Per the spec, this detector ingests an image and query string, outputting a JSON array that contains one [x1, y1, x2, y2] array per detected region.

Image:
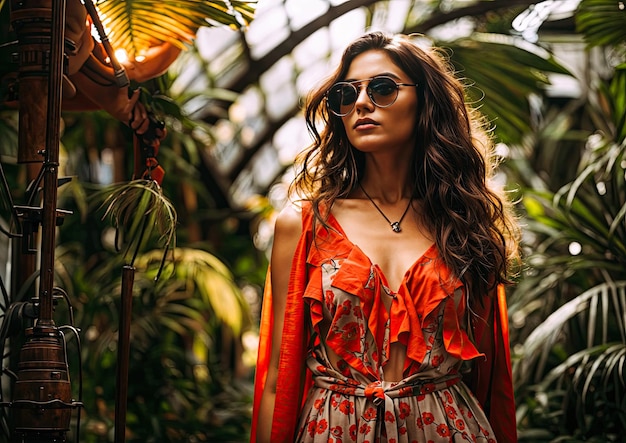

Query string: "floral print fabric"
[[293, 214, 498, 442]]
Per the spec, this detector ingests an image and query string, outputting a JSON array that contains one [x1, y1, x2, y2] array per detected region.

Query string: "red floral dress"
[[293, 212, 497, 443]]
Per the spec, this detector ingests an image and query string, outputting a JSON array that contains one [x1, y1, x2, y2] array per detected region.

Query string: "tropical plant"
[[507, 0, 626, 440], [94, 0, 256, 56], [52, 239, 252, 442], [444, 33, 570, 145]]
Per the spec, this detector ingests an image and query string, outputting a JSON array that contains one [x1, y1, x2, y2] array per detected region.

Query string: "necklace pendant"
[[391, 222, 401, 233]]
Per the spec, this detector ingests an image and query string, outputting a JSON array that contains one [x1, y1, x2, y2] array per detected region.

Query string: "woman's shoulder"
[[274, 200, 316, 241], [270, 203, 306, 272], [275, 202, 302, 230]]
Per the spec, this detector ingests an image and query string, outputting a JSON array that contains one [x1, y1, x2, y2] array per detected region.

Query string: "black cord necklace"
[[359, 183, 412, 233]]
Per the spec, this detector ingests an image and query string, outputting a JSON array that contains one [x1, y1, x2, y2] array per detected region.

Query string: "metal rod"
[[115, 265, 135, 443], [37, 0, 66, 324], [82, 0, 129, 88]]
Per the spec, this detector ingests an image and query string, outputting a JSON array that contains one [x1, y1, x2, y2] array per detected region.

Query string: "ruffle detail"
[[398, 250, 482, 364], [304, 212, 482, 376]]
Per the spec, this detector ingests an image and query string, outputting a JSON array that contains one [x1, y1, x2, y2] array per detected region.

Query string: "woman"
[[252, 31, 520, 443]]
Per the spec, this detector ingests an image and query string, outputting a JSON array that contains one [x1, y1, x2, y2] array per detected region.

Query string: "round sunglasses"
[[326, 76, 418, 117]]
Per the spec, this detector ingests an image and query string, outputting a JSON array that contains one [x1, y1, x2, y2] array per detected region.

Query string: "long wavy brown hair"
[[292, 31, 520, 300]]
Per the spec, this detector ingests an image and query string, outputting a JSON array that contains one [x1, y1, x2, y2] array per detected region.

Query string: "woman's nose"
[[354, 84, 374, 112]]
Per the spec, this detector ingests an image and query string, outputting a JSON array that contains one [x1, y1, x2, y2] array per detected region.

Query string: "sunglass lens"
[[369, 78, 398, 106], [328, 83, 357, 115]]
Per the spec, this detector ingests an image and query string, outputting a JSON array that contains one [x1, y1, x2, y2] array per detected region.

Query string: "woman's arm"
[[256, 205, 303, 443]]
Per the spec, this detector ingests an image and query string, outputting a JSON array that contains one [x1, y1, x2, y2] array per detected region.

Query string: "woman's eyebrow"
[[343, 72, 402, 82]]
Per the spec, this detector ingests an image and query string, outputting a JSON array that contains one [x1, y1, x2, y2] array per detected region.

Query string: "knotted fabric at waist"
[[313, 373, 460, 439], [313, 372, 460, 406]]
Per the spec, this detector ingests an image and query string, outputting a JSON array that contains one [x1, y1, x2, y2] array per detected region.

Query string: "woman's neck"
[[359, 156, 411, 203]]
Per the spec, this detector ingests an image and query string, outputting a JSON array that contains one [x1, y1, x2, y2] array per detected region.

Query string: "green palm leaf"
[[598, 64, 626, 142], [576, 0, 626, 48], [136, 247, 248, 334], [445, 34, 570, 144], [95, 0, 257, 56], [97, 179, 177, 266], [514, 281, 626, 435]]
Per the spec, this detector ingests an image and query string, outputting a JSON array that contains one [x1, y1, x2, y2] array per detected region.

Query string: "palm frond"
[[97, 179, 177, 267], [444, 33, 570, 144], [514, 281, 626, 437], [95, 0, 257, 56], [597, 64, 626, 143], [522, 342, 626, 438], [516, 280, 626, 383], [519, 115, 626, 264], [136, 247, 248, 334], [576, 0, 626, 48]]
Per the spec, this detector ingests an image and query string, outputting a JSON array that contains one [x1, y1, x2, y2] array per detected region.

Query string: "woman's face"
[[339, 50, 419, 157]]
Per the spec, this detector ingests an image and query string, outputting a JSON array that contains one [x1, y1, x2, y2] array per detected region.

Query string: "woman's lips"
[[353, 118, 378, 129]]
